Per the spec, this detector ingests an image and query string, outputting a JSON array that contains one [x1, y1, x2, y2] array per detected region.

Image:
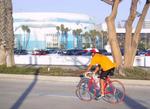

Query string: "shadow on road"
[[124, 95, 149, 109], [10, 69, 39, 109]]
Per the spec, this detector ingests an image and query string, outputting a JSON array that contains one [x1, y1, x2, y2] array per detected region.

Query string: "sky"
[[12, 0, 150, 25]]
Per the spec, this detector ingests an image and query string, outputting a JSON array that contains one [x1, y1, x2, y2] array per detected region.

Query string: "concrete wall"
[[14, 55, 150, 67]]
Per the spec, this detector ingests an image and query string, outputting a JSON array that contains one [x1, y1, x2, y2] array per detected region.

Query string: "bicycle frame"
[[87, 76, 116, 96], [104, 77, 116, 95], [87, 77, 100, 97]]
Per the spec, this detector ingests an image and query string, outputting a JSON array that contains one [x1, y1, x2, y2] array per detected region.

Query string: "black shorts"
[[90, 64, 101, 72], [99, 68, 115, 80]]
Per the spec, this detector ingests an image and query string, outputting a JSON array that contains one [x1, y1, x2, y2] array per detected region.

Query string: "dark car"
[[138, 50, 147, 55], [46, 48, 60, 54], [99, 49, 111, 55], [14, 49, 28, 55], [64, 49, 83, 55]]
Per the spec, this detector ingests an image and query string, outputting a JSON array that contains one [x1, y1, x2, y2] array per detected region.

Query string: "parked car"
[[64, 49, 83, 55], [98, 49, 111, 55], [14, 49, 28, 55], [46, 48, 60, 54], [138, 50, 147, 55], [145, 50, 150, 56], [32, 50, 48, 55], [75, 50, 92, 56]]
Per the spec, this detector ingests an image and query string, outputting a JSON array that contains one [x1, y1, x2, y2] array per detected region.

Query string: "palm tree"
[[21, 25, 30, 50], [57, 24, 70, 49], [25, 28, 31, 49], [72, 30, 77, 48], [72, 29, 82, 49], [56, 26, 60, 48], [97, 30, 108, 49], [64, 27, 70, 49], [76, 29, 82, 49], [21, 25, 26, 49], [60, 24, 65, 49], [89, 30, 98, 48], [82, 31, 91, 48]]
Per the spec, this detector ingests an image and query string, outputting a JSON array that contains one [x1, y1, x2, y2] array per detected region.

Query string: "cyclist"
[[85, 48, 116, 100]]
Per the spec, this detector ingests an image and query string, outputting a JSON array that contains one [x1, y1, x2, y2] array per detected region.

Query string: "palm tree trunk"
[[5, 0, 15, 67], [0, 45, 6, 65], [73, 35, 75, 48], [66, 34, 68, 49], [77, 36, 79, 48], [0, 0, 7, 65], [25, 32, 30, 49], [6, 49, 15, 67]]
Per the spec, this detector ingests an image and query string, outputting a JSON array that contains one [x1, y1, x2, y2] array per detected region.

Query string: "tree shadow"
[[71, 56, 90, 70], [10, 68, 40, 109], [124, 95, 149, 109]]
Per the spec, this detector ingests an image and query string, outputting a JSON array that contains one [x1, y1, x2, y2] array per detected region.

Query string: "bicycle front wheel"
[[76, 79, 92, 101], [103, 80, 125, 104]]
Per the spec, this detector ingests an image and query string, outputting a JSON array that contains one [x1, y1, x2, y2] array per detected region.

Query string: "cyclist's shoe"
[[95, 95, 104, 101]]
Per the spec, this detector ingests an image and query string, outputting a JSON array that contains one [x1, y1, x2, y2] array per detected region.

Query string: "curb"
[[0, 74, 80, 82], [0, 74, 150, 87]]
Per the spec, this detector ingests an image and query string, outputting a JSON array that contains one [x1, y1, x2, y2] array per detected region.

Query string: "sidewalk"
[[0, 74, 150, 87]]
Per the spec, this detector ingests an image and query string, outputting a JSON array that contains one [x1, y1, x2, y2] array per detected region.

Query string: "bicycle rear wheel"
[[76, 79, 92, 101], [103, 80, 125, 104]]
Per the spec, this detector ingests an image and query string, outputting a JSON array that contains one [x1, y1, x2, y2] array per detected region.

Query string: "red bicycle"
[[75, 72, 125, 104]]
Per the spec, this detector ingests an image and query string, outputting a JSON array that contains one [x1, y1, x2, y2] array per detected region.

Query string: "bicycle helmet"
[[90, 48, 99, 53]]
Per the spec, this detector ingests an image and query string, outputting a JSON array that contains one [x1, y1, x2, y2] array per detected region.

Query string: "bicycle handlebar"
[[83, 72, 99, 80]]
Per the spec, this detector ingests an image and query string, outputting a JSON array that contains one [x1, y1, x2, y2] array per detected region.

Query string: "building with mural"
[[13, 12, 150, 52], [13, 12, 97, 51]]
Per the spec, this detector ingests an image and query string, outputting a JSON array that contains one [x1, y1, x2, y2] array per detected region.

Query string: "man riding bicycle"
[[84, 48, 116, 100]]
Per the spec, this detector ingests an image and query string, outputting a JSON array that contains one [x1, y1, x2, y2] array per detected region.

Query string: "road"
[[0, 76, 150, 109]]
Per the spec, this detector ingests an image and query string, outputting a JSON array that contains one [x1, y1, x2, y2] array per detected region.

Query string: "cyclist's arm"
[[86, 64, 92, 72], [93, 65, 100, 75]]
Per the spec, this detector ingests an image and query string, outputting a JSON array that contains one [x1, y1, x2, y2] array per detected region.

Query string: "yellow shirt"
[[89, 53, 116, 71]]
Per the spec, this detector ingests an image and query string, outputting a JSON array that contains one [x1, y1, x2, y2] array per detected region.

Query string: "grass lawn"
[[0, 65, 150, 80]]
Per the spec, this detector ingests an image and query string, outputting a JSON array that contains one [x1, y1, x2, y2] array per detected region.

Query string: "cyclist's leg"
[[95, 71, 106, 100], [99, 71, 108, 96], [99, 68, 115, 95]]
